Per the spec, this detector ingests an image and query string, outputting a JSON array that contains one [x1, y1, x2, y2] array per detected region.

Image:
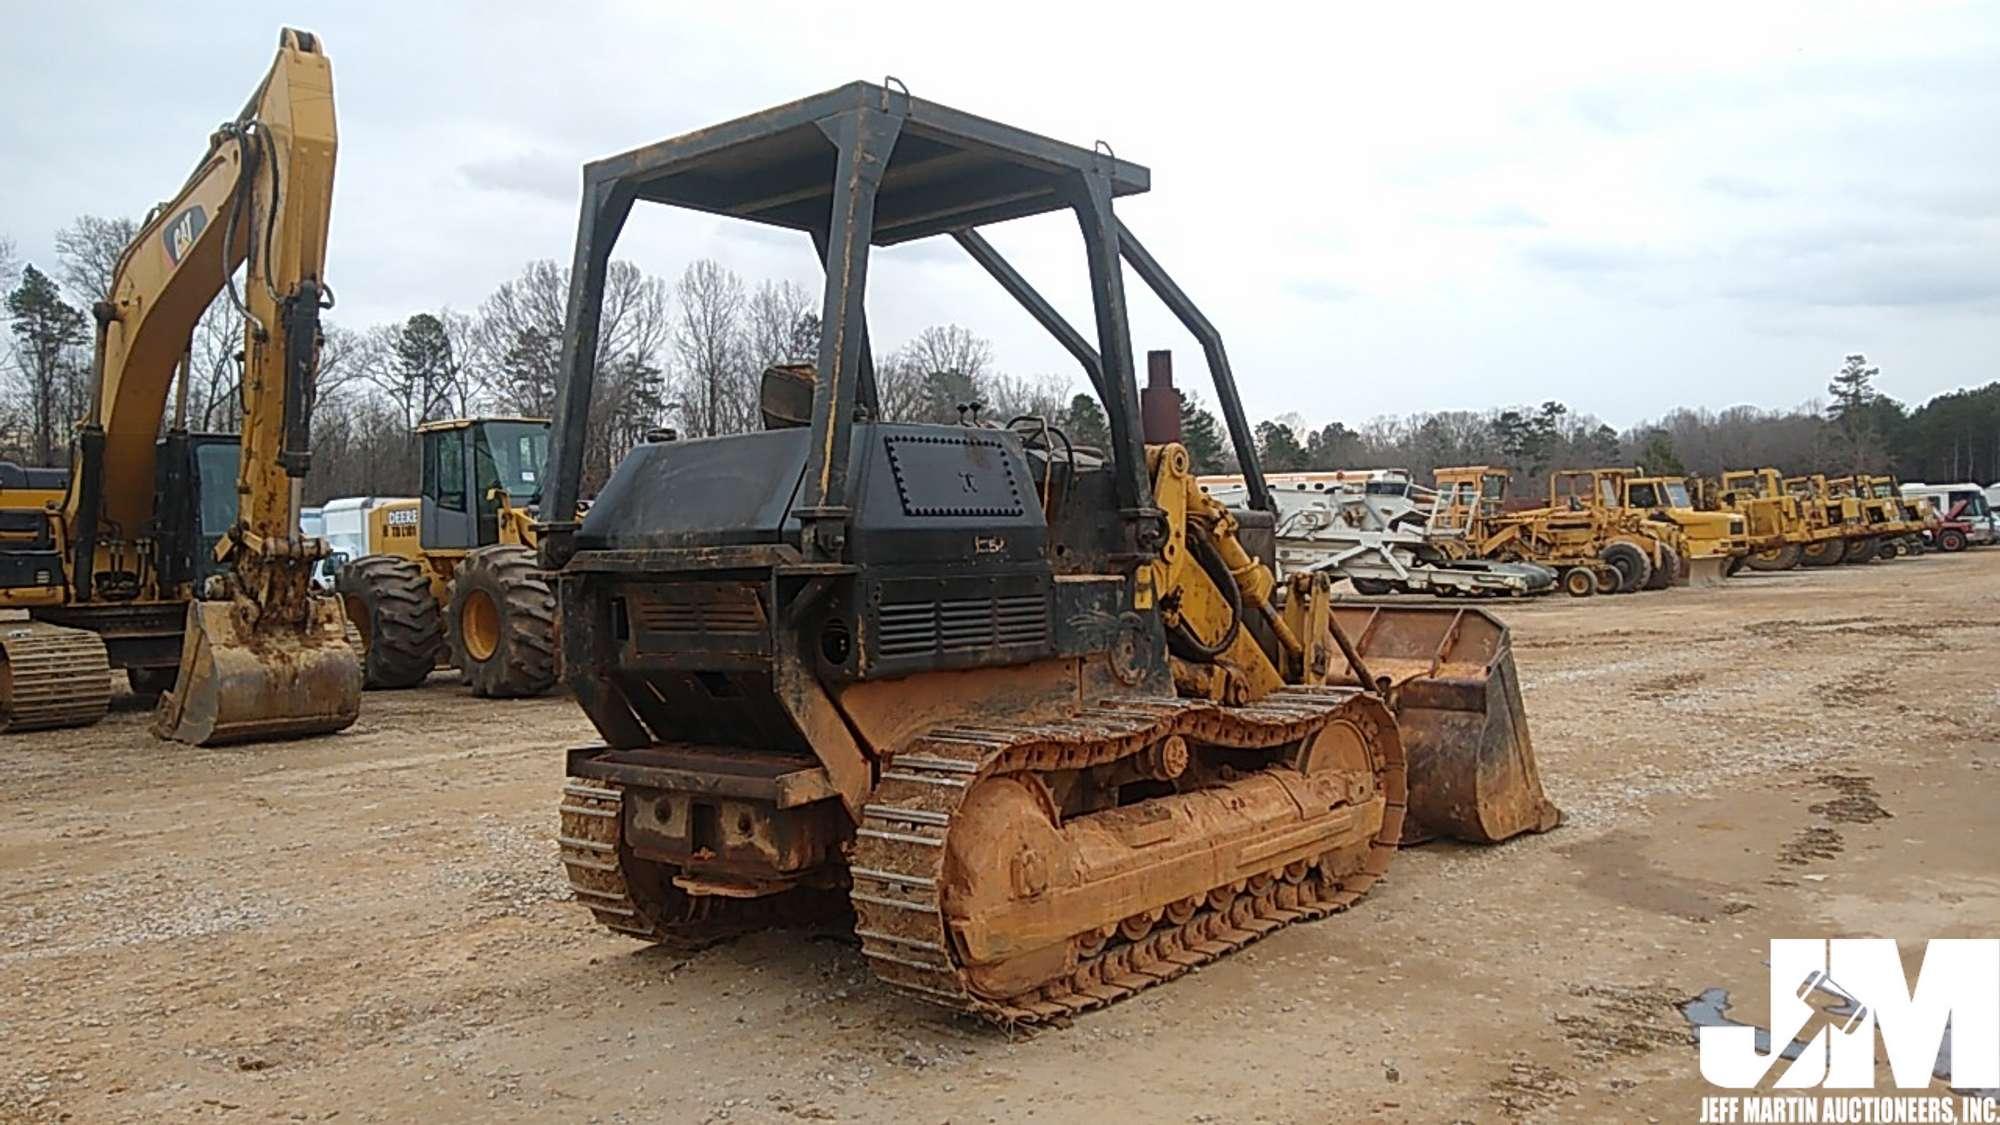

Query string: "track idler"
[[153, 594, 361, 745], [1329, 604, 1561, 845]]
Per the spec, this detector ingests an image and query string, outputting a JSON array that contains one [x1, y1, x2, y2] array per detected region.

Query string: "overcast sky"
[[4, 1, 1996, 430]]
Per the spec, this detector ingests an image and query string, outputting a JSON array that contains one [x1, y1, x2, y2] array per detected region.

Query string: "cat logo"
[[974, 535, 1005, 554], [162, 205, 208, 266]]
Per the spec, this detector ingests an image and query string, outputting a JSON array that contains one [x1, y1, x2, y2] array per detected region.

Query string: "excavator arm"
[[75, 28, 360, 744]]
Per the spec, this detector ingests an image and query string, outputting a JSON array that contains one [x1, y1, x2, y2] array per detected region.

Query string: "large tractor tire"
[[1645, 545, 1681, 591], [1599, 541, 1653, 593], [337, 554, 444, 689], [1350, 577, 1396, 596], [1841, 537, 1877, 564], [1800, 538, 1847, 567], [447, 545, 558, 698], [1746, 543, 1802, 572]]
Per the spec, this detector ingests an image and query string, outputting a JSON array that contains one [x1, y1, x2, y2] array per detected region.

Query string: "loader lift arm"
[[73, 28, 360, 744]]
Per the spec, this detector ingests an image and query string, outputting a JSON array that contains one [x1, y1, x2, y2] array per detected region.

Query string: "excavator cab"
[[541, 83, 1556, 1023]]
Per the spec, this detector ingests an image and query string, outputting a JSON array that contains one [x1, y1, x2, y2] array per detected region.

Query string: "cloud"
[[1465, 203, 1547, 229], [1283, 278, 1358, 303], [1702, 175, 1780, 200], [458, 152, 576, 202], [1521, 242, 1657, 275]]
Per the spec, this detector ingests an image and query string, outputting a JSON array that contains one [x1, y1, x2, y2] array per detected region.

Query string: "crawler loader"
[[0, 29, 358, 741], [543, 83, 1559, 1023], [335, 417, 558, 696]]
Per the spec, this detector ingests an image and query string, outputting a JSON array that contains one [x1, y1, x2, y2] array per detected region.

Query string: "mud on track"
[[3, 550, 1997, 1122]]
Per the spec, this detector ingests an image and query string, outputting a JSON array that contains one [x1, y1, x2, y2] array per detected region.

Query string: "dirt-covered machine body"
[[541, 83, 1558, 1023]]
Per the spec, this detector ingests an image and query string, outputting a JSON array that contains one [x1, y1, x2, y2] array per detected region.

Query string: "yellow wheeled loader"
[[1713, 468, 1830, 571], [334, 417, 558, 697], [0, 29, 358, 742], [1610, 471, 1746, 584], [1424, 466, 1676, 595], [543, 83, 1560, 1024]]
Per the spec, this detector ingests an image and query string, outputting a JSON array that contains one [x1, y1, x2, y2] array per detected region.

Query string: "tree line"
[[4, 215, 1995, 515], [1238, 355, 1997, 490]]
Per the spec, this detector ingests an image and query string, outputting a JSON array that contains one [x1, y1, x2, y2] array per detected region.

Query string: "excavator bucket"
[[153, 596, 362, 746], [1329, 604, 1561, 845]]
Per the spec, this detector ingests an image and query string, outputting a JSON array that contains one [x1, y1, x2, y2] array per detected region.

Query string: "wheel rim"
[[463, 588, 501, 663], [342, 595, 372, 653]]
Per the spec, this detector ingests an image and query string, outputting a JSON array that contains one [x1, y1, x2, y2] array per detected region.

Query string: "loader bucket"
[[1685, 554, 1733, 588], [152, 596, 362, 746], [1329, 604, 1560, 845]]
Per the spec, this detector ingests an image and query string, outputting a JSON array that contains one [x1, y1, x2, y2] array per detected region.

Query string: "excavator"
[[544, 83, 1558, 1024], [0, 29, 359, 741]]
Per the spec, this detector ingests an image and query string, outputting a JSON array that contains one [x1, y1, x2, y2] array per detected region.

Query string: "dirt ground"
[[3, 549, 1996, 1124]]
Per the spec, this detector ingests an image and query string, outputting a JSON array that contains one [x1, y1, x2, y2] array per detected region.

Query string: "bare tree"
[[873, 346, 926, 422], [745, 279, 815, 372], [53, 214, 138, 303], [903, 324, 993, 387], [472, 259, 567, 417], [188, 295, 246, 431], [0, 235, 19, 293], [671, 259, 751, 438]]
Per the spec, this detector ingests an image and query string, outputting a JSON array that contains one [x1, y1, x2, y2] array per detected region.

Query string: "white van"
[[1900, 482, 1997, 548]]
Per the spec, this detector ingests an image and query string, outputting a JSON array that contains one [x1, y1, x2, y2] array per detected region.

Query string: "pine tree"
[[1255, 420, 1308, 471], [1827, 353, 1882, 471], [1179, 392, 1231, 474], [5, 264, 89, 464], [1063, 393, 1111, 453]]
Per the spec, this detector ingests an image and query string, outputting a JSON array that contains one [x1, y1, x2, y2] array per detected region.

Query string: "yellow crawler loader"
[[542, 83, 1560, 1024], [0, 29, 358, 741]]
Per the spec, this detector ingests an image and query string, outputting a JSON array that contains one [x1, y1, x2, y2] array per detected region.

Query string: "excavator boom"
[[89, 29, 361, 744]]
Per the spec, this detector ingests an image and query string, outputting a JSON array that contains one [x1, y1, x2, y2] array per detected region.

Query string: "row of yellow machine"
[[1230, 464, 1973, 601], [0, 29, 1903, 1025]]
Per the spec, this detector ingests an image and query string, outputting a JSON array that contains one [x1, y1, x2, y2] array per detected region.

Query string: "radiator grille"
[[632, 585, 766, 636], [876, 592, 1048, 658]]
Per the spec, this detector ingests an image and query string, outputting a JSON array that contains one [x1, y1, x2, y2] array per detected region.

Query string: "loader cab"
[[1430, 467, 1509, 536], [1624, 477, 1692, 511], [416, 417, 550, 552]]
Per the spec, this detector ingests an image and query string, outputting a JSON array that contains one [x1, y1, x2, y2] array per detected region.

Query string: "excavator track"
[[851, 684, 1404, 1025], [558, 781, 845, 951], [0, 622, 111, 733]]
